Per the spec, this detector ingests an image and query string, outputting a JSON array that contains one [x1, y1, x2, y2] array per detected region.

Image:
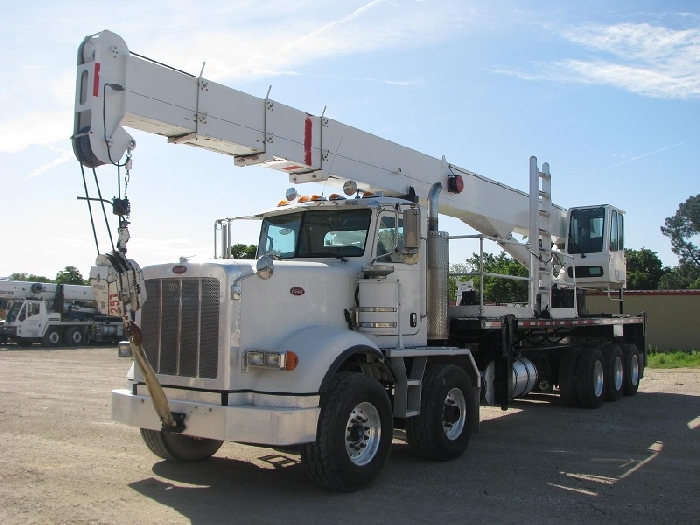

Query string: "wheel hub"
[[344, 402, 381, 466], [442, 388, 467, 441]]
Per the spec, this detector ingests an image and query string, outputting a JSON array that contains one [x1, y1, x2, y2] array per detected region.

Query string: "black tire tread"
[[602, 344, 624, 402], [576, 347, 605, 409], [301, 372, 392, 491], [140, 428, 222, 462], [558, 347, 580, 407], [622, 343, 641, 396]]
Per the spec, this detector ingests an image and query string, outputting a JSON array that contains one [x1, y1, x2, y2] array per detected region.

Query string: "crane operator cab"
[[562, 205, 626, 290]]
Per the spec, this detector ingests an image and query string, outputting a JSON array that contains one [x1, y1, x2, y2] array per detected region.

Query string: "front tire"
[[140, 428, 223, 462], [301, 372, 392, 491], [406, 364, 475, 461], [42, 328, 63, 347]]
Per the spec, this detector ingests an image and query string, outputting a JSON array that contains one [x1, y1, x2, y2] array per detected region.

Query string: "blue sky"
[[1, 0, 698, 279]]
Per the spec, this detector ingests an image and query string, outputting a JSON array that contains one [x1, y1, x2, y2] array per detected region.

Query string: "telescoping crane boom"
[[73, 30, 625, 307], [71, 30, 644, 492]]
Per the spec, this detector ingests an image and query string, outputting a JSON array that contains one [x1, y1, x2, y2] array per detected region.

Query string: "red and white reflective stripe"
[[93, 63, 101, 97], [304, 115, 313, 166]]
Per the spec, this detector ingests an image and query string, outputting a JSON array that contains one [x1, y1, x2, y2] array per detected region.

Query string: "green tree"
[[661, 195, 700, 270], [231, 244, 257, 259], [451, 252, 528, 303], [55, 266, 87, 285], [8, 272, 53, 283], [625, 248, 669, 290], [658, 262, 700, 290]]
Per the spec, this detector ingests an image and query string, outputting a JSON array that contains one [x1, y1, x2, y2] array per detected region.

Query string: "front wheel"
[[140, 428, 223, 462], [301, 372, 393, 491], [42, 328, 63, 347], [406, 364, 475, 461]]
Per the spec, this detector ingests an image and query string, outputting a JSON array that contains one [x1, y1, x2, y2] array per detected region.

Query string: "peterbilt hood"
[[236, 260, 355, 352]]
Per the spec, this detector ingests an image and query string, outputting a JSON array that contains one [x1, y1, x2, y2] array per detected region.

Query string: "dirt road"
[[1, 346, 699, 524]]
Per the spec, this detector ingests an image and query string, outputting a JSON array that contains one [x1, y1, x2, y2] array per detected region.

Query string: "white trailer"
[[0, 280, 123, 346], [71, 31, 646, 491]]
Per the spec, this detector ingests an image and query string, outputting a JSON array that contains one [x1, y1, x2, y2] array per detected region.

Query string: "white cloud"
[[22, 148, 74, 181], [0, 110, 73, 153], [496, 23, 700, 99], [144, 1, 475, 81]]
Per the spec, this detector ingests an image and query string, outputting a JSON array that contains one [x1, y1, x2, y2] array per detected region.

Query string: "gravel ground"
[[1, 345, 699, 525]]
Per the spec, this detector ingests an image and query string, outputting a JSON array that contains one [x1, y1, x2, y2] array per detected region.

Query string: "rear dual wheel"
[[602, 344, 624, 402], [559, 346, 605, 409], [621, 343, 642, 396]]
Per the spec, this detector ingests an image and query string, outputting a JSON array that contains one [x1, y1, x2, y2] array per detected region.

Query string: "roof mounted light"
[[286, 188, 298, 201], [310, 194, 327, 201], [329, 193, 346, 200], [343, 180, 358, 196]]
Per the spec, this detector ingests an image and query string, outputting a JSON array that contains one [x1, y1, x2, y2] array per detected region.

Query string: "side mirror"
[[401, 208, 421, 265]]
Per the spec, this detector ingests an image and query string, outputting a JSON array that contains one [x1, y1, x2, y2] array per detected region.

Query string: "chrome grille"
[[141, 277, 220, 379]]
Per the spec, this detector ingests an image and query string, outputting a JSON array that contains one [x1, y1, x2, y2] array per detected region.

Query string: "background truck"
[[72, 30, 646, 491], [0, 280, 124, 347]]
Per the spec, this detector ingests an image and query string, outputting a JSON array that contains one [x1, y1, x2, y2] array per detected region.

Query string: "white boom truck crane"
[[0, 280, 124, 346], [72, 30, 646, 491]]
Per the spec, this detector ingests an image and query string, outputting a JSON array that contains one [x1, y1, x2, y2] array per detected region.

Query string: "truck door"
[[17, 301, 45, 338], [374, 209, 424, 345]]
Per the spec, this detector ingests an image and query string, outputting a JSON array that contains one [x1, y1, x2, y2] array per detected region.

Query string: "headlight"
[[244, 350, 298, 371]]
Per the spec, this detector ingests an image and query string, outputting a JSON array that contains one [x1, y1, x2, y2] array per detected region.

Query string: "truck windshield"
[[568, 207, 605, 254], [6, 302, 22, 323], [258, 208, 372, 259]]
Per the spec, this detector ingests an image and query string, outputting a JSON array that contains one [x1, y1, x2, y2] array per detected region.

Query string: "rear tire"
[[140, 428, 223, 462], [622, 343, 641, 396], [575, 347, 605, 409], [406, 364, 474, 461], [558, 347, 580, 407], [602, 344, 624, 401], [64, 327, 84, 346], [301, 372, 393, 491]]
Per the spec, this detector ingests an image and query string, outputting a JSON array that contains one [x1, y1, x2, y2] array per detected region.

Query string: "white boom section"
[[73, 31, 567, 246], [0, 281, 95, 302]]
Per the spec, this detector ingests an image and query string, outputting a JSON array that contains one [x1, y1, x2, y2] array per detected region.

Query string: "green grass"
[[646, 348, 700, 369]]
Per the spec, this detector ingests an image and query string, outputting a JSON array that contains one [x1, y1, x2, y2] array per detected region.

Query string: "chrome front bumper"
[[112, 389, 321, 445]]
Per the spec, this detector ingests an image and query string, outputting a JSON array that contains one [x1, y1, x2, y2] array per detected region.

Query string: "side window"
[[377, 215, 404, 262], [618, 212, 624, 250], [610, 210, 619, 252]]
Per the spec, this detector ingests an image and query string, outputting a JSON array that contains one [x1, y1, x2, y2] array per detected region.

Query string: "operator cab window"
[[568, 208, 605, 254]]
